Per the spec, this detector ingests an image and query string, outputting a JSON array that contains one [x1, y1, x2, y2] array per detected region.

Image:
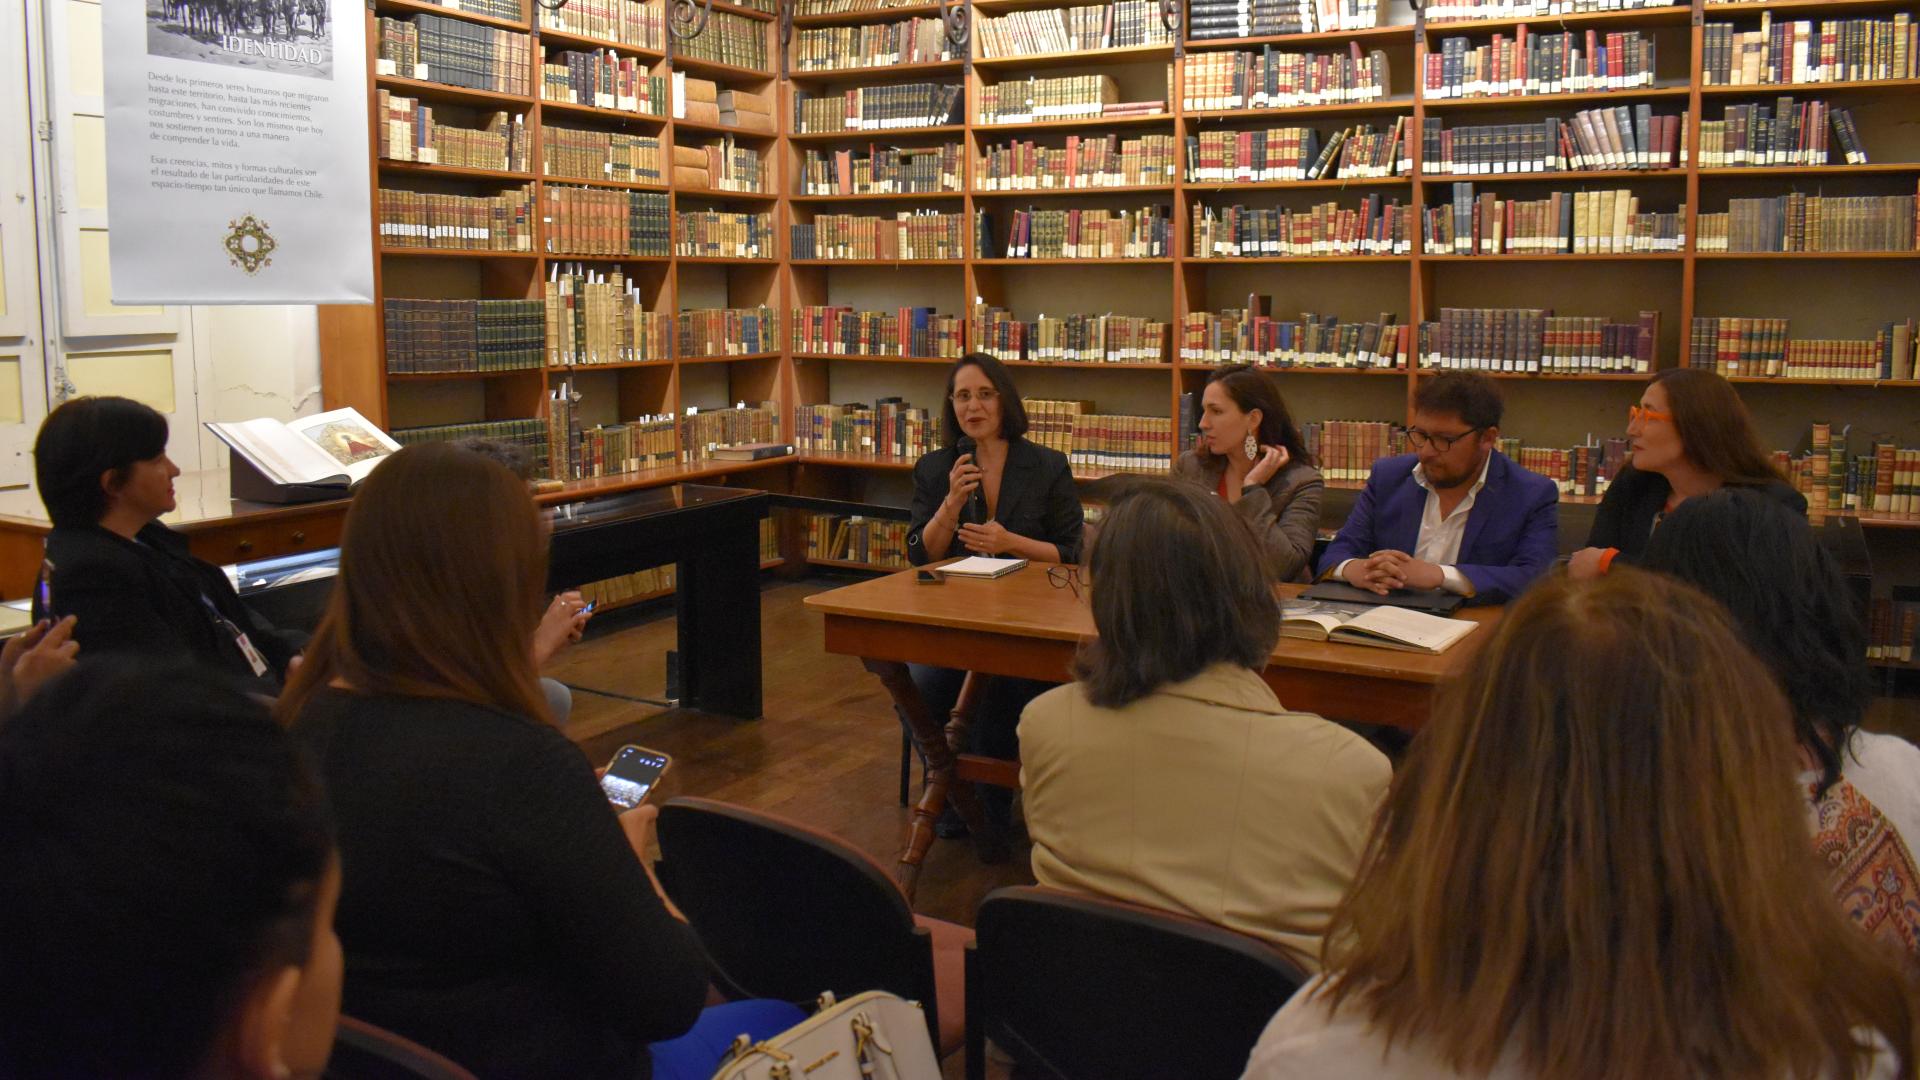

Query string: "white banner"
[[104, 0, 373, 304]]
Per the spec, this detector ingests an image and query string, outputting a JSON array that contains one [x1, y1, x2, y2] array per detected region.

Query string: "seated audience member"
[[1172, 364, 1324, 582], [451, 435, 593, 723], [1020, 479, 1389, 973], [906, 353, 1084, 835], [1644, 488, 1919, 968], [0, 661, 341, 1080], [30, 396, 298, 690], [278, 444, 801, 1080], [1569, 368, 1805, 578], [1242, 572, 1916, 1079], [1317, 372, 1557, 604]]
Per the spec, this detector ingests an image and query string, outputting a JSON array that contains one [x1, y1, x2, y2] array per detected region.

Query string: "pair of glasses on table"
[[1046, 565, 1084, 598]]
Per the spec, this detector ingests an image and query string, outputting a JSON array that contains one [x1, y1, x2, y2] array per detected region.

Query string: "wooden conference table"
[[806, 563, 1501, 895]]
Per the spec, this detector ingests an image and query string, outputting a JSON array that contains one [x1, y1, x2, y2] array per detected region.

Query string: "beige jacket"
[[1172, 451, 1324, 582], [1018, 663, 1390, 973]]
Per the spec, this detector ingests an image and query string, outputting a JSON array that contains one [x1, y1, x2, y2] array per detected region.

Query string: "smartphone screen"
[[600, 745, 670, 809], [35, 559, 54, 617]]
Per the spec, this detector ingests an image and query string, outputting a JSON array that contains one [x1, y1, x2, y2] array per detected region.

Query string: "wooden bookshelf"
[[793, 2, 944, 25], [1187, 24, 1416, 49], [1698, 77, 1920, 98], [535, 27, 667, 58], [787, 59, 966, 81], [1422, 4, 1694, 36], [321, 0, 1920, 536], [1191, 176, 1412, 191], [790, 190, 966, 202], [537, 100, 671, 124], [1414, 169, 1684, 184], [375, 0, 529, 30], [379, 161, 536, 182], [973, 113, 1174, 134], [1421, 85, 1694, 112]]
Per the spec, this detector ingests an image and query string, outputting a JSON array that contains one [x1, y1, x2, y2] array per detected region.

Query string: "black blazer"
[[907, 438, 1083, 565], [1587, 465, 1809, 564], [35, 521, 294, 688]]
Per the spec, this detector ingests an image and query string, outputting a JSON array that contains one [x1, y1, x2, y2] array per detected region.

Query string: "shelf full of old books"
[[319, 0, 1920, 524], [336, 0, 795, 494]]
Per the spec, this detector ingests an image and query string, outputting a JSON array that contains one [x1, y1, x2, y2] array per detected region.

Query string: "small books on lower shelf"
[[207, 408, 402, 504], [938, 556, 1028, 579], [1282, 600, 1480, 654]]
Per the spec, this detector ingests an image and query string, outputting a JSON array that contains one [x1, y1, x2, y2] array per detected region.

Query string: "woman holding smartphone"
[[1172, 364, 1323, 582], [279, 444, 801, 1079], [904, 352, 1083, 837]]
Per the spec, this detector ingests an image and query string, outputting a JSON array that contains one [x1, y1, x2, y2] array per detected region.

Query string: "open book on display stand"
[[206, 408, 402, 505], [1282, 598, 1480, 654]]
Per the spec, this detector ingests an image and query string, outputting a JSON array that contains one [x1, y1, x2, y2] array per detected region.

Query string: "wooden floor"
[[545, 574, 1036, 929]]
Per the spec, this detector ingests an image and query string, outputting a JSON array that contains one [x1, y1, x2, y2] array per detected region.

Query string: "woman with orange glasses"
[[1567, 368, 1803, 578]]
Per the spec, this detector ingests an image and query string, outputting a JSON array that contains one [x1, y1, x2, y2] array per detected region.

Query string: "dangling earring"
[[1243, 432, 1259, 461]]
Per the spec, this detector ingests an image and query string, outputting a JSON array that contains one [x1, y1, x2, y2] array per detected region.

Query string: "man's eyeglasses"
[[1046, 564, 1083, 599], [1628, 404, 1674, 425], [950, 389, 999, 406], [1401, 426, 1483, 452]]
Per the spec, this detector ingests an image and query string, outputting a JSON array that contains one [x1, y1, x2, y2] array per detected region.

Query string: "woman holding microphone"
[[904, 352, 1083, 837]]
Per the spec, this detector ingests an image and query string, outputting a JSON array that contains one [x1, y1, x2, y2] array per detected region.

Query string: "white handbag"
[[708, 990, 942, 1080]]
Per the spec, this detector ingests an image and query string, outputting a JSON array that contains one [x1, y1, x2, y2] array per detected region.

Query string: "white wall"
[[192, 304, 323, 468]]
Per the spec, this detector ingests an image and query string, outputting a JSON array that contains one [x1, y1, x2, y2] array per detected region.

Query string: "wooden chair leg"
[[946, 671, 1008, 863], [898, 719, 912, 808]]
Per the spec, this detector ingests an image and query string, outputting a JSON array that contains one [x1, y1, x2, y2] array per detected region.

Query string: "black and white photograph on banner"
[[145, 0, 334, 80]]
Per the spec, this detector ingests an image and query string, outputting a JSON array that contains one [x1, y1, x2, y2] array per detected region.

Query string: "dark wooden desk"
[[805, 566, 1500, 894], [547, 484, 769, 719], [0, 459, 795, 600], [0, 472, 771, 718]]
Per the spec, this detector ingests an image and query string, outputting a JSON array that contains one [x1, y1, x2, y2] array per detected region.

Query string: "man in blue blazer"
[[1317, 371, 1559, 605]]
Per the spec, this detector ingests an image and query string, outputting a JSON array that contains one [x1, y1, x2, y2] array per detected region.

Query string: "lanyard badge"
[[200, 595, 270, 678]]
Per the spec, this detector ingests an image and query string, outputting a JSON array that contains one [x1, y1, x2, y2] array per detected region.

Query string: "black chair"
[[325, 1016, 478, 1080], [655, 796, 969, 1055], [965, 886, 1309, 1080]]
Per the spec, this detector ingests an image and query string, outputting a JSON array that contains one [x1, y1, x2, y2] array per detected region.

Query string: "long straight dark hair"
[[1648, 368, 1781, 485], [1194, 365, 1313, 468], [1642, 487, 1870, 796], [1072, 479, 1279, 708], [276, 443, 551, 726]]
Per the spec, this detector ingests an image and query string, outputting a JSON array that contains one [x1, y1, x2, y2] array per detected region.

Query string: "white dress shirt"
[[1335, 452, 1492, 596]]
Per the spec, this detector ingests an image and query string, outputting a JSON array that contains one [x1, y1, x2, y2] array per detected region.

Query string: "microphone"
[[953, 436, 987, 525]]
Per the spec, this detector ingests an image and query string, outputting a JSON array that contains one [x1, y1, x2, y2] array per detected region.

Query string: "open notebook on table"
[[1282, 598, 1480, 655], [937, 556, 1028, 579]]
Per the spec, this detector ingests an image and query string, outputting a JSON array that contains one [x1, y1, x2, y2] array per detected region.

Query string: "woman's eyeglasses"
[[1628, 404, 1674, 425], [950, 389, 999, 406], [1046, 565, 1083, 598]]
